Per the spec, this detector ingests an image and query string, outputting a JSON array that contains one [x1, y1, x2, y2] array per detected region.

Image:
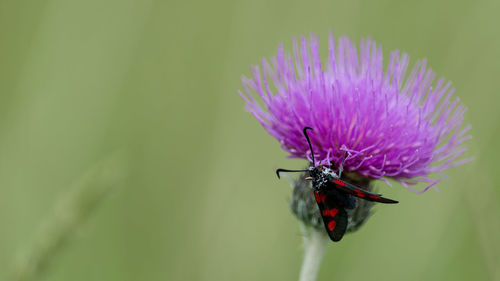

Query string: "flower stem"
[[299, 226, 329, 281]]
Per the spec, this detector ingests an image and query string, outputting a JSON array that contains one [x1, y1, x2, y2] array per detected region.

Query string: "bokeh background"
[[0, 0, 499, 280]]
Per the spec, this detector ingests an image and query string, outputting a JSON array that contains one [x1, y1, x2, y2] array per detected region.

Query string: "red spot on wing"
[[322, 208, 339, 217], [313, 192, 326, 203], [333, 179, 346, 186], [354, 189, 365, 197], [328, 220, 337, 231], [320, 193, 326, 203], [369, 195, 380, 199]]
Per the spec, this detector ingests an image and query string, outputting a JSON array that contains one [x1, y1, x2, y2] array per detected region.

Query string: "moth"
[[277, 127, 398, 242]]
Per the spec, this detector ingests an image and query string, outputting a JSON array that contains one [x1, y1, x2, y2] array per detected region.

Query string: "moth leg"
[[338, 152, 347, 178]]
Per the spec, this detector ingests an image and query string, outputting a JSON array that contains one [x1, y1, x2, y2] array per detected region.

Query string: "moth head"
[[307, 165, 333, 191]]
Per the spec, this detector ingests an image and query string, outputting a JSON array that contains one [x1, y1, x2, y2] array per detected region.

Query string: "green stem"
[[299, 227, 329, 281]]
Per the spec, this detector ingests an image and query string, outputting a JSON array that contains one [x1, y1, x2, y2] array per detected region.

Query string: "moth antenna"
[[303, 127, 316, 166], [276, 168, 308, 179]]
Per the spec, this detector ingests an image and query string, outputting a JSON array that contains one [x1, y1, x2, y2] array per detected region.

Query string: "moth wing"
[[331, 178, 399, 204], [313, 190, 348, 242]]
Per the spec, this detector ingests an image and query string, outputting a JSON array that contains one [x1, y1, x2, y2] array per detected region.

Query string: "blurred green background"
[[0, 0, 499, 280]]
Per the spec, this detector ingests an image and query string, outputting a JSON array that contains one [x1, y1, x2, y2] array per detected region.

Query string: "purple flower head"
[[239, 33, 471, 193]]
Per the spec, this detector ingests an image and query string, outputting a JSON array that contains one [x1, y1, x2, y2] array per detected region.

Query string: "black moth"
[[277, 127, 398, 242]]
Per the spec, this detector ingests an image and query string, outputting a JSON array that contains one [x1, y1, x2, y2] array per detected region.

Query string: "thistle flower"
[[239, 33, 471, 193]]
